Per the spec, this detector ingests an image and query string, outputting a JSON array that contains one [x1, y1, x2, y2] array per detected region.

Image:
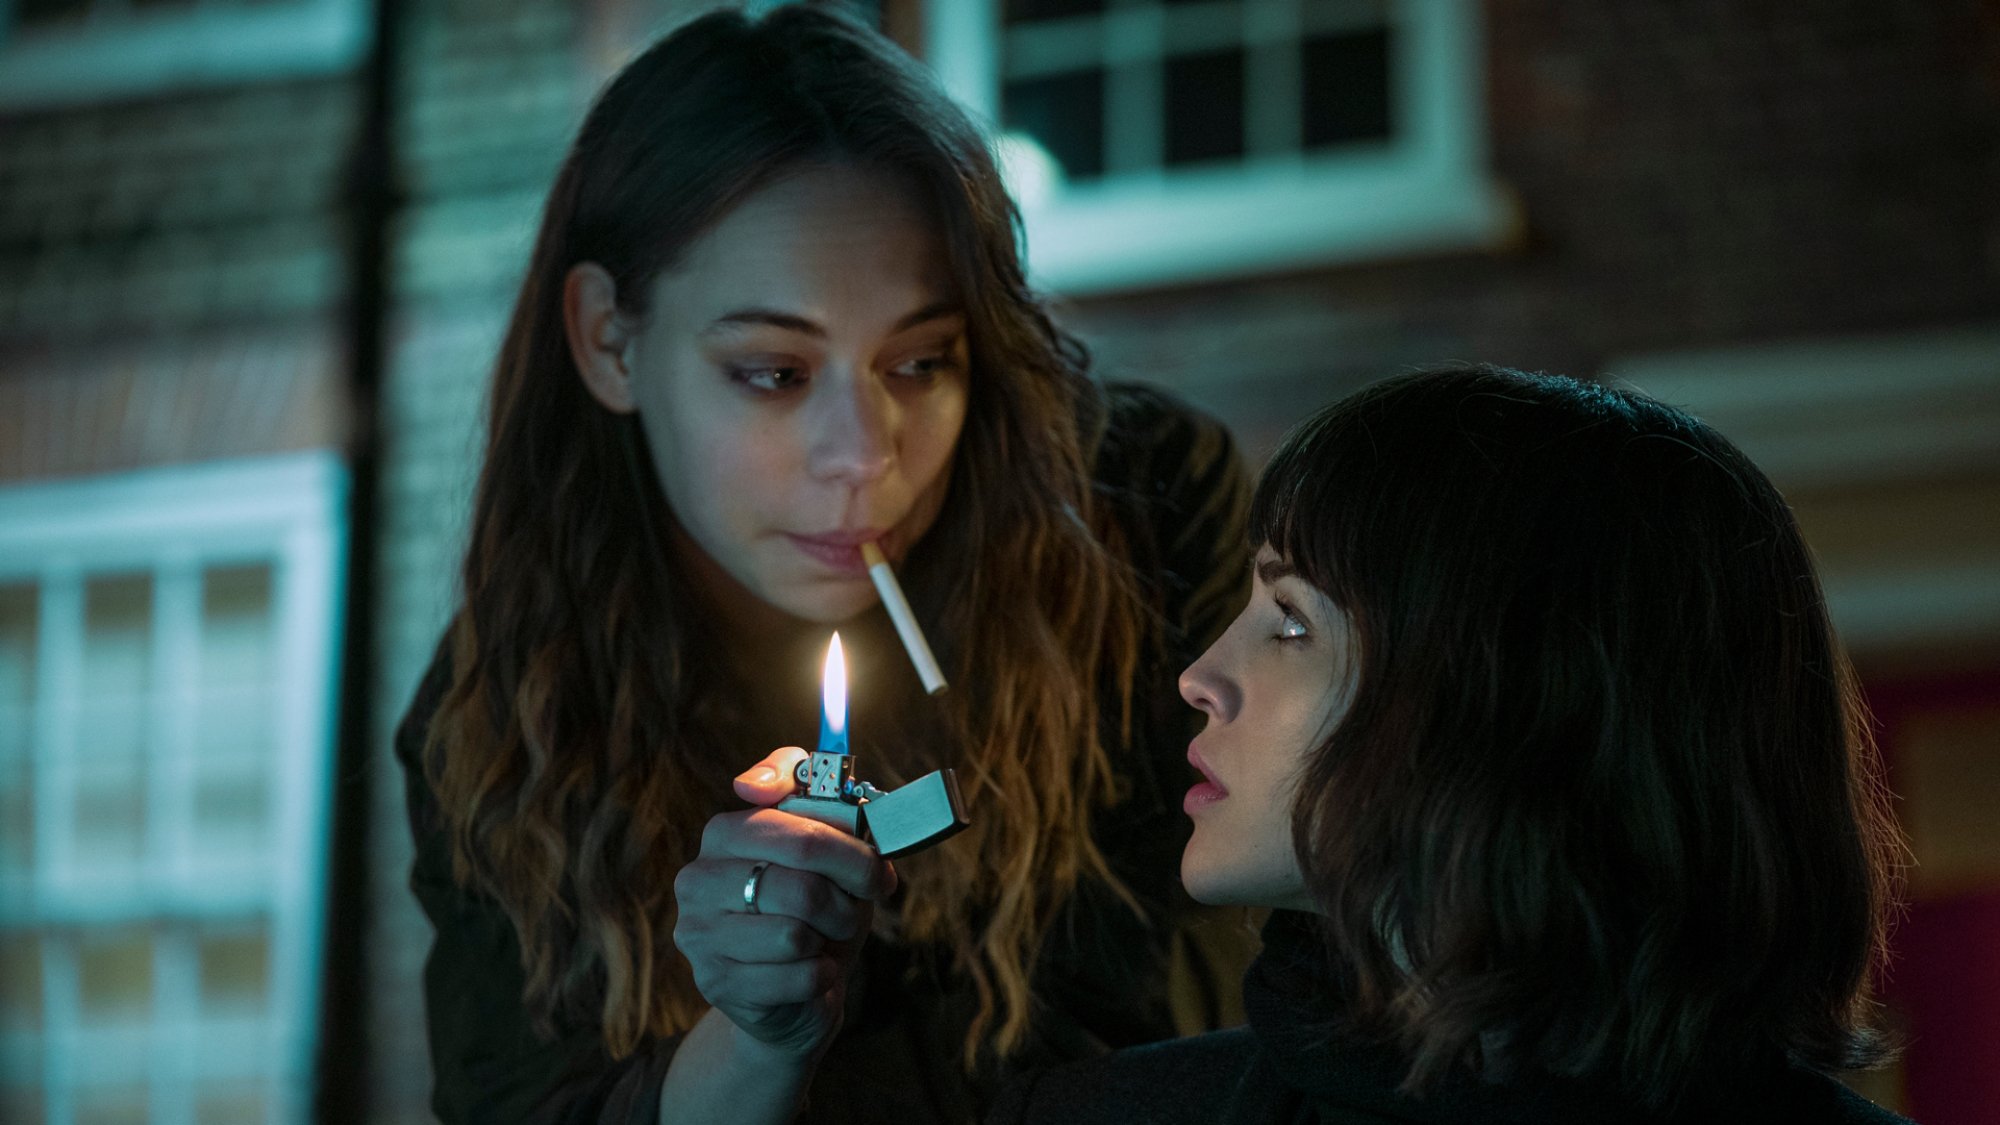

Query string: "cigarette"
[[861, 541, 948, 695]]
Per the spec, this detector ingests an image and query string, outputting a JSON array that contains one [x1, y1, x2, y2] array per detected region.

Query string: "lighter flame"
[[822, 632, 846, 737]]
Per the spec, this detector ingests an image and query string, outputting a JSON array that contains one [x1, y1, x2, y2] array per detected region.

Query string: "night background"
[[0, 0, 1996, 1122]]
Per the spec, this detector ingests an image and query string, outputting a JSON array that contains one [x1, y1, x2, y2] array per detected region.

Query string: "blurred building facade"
[[0, 2, 364, 1123], [0, 1, 1995, 1123]]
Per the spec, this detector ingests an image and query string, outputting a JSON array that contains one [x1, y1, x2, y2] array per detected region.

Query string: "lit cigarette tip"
[[861, 542, 948, 696]]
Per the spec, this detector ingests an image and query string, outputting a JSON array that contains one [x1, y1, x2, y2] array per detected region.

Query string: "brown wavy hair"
[[1258, 367, 1901, 1108], [423, 5, 1147, 1065]]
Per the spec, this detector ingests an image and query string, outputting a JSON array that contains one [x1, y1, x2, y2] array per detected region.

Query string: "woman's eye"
[[1273, 600, 1310, 642], [729, 364, 807, 393], [890, 354, 959, 381]]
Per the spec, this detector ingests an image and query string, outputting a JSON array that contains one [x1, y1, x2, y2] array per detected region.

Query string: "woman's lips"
[[785, 530, 886, 576], [1183, 781, 1227, 814], [1184, 744, 1227, 815]]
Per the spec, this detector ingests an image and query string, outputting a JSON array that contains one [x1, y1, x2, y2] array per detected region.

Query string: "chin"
[[1179, 851, 1235, 907], [1183, 878, 1251, 908], [769, 582, 878, 625], [1182, 846, 1309, 910]]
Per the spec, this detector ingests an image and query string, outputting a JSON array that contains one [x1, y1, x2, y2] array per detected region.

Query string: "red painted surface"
[[1863, 669, 2000, 1125], [1886, 888, 2000, 1125]]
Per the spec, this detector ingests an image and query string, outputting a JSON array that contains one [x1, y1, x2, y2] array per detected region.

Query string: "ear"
[[563, 262, 639, 414]]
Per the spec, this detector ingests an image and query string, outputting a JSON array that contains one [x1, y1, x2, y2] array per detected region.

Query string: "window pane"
[[0, 587, 34, 880], [198, 924, 270, 1017], [0, 777, 30, 883], [78, 571, 152, 865], [77, 928, 153, 1025], [194, 677, 274, 858], [73, 766, 148, 870], [1003, 68, 1107, 181], [201, 564, 274, 690], [74, 580, 151, 870], [0, 584, 34, 713], [74, 1087, 149, 1125], [196, 1083, 268, 1125], [192, 762, 271, 854], [1164, 49, 1246, 166], [1302, 27, 1393, 149], [83, 575, 151, 701], [0, 939, 40, 1033], [1003, 0, 1105, 24]]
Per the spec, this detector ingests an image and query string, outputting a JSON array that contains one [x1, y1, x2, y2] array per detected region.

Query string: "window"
[[0, 452, 345, 1125], [924, 0, 1514, 293], [0, 0, 368, 110]]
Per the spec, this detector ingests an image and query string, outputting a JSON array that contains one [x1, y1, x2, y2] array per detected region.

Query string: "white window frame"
[[0, 0, 370, 111], [0, 451, 346, 1125], [925, 0, 1516, 294]]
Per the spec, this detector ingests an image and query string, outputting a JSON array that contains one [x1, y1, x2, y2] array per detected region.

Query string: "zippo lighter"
[[774, 751, 970, 859]]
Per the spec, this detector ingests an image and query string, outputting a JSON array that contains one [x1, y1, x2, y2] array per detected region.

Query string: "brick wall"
[[0, 78, 358, 341], [0, 75, 360, 481]]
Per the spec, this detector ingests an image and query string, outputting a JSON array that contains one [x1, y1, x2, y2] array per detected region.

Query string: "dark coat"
[[990, 913, 1914, 1125]]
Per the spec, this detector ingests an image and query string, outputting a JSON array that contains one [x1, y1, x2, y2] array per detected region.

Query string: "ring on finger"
[[743, 862, 771, 915]]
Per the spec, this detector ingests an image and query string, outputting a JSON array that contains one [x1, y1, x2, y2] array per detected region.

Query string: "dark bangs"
[[1249, 398, 1360, 609]]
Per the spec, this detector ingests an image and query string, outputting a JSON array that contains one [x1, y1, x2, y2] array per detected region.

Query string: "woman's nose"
[[1178, 642, 1238, 723], [808, 369, 894, 487]]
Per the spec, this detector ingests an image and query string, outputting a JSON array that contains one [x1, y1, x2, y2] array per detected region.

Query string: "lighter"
[[774, 633, 970, 858]]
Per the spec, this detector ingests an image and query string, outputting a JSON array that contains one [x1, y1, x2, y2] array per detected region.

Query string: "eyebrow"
[[700, 301, 962, 339], [1255, 556, 1297, 586]]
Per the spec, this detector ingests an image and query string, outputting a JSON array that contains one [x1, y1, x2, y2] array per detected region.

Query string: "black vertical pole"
[[319, 0, 399, 1117]]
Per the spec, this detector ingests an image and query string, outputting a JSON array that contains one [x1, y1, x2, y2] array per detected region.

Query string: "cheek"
[[1264, 671, 1345, 772], [906, 386, 969, 487], [1237, 768, 1302, 859], [644, 377, 795, 500], [637, 418, 769, 564], [1233, 685, 1317, 849]]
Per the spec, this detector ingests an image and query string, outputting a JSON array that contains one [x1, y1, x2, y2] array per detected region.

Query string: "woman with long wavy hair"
[[393, 5, 1250, 1123]]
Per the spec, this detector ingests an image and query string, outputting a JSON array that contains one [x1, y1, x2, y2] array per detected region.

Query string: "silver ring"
[[742, 862, 770, 915]]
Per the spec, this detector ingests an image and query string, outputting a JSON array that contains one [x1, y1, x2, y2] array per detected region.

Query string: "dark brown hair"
[[425, 4, 1146, 1064], [1254, 366, 1900, 1107]]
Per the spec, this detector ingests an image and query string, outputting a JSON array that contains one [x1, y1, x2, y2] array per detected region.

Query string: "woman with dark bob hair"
[[393, 4, 1250, 1124], [989, 366, 1909, 1123]]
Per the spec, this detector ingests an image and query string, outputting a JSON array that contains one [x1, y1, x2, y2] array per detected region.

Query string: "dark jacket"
[[989, 912, 1915, 1125], [396, 385, 1253, 1124]]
